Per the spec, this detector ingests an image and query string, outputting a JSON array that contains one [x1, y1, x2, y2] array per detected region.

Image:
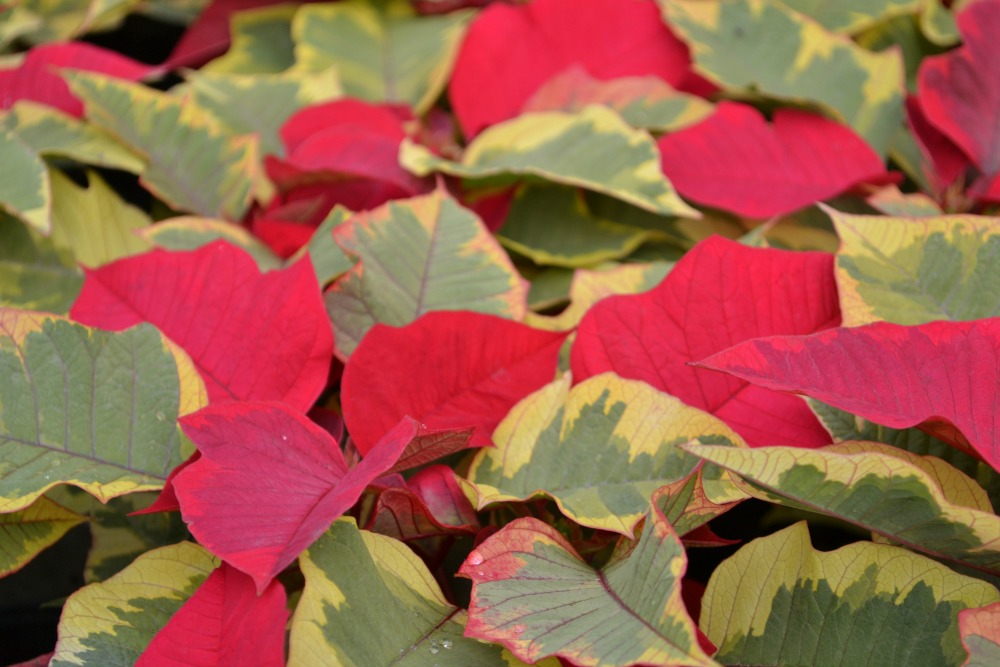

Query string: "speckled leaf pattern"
[[661, 0, 905, 154], [0, 495, 85, 577], [50, 542, 218, 667], [293, 0, 471, 114], [459, 495, 717, 667], [686, 441, 1000, 575], [0, 309, 206, 513], [288, 517, 520, 667], [700, 522, 1000, 666], [468, 372, 748, 536], [65, 71, 260, 220], [401, 105, 700, 217], [832, 210, 1000, 325], [324, 188, 528, 358]]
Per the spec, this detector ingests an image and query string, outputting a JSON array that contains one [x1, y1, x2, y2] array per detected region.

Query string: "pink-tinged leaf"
[[449, 0, 691, 137], [386, 425, 474, 474], [367, 465, 479, 540], [695, 319, 1000, 469], [135, 563, 287, 667], [174, 402, 411, 592], [657, 102, 889, 218], [342, 311, 568, 455], [918, 0, 1000, 178], [70, 242, 333, 411], [0, 42, 154, 117], [960, 600, 1000, 665], [572, 236, 838, 447]]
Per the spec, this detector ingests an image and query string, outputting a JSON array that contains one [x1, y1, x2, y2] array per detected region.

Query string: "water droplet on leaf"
[[467, 551, 484, 566]]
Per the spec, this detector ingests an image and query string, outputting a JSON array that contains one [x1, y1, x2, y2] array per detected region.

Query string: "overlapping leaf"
[[0, 212, 81, 313], [70, 242, 333, 410], [572, 236, 839, 447], [289, 517, 525, 666], [0, 310, 206, 513], [657, 102, 888, 218], [960, 601, 1000, 666], [341, 311, 567, 454], [173, 401, 411, 592], [324, 188, 528, 358], [50, 542, 218, 667], [0, 42, 153, 117], [138, 217, 282, 271], [185, 69, 341, 156], [917, 0, 1000, 192], [498, 186, 663, 268], [468, 373, 748, 536], [292, 0, 471, 114], [0, 127, 49, 233], [135, 563, 287, 667], [695, 318, 1000, 468], [686, 441, 1000, 575], [661, 0, 905, 154], [400, 105, 700, 217], [367, 465, 479, 541], [521, 66, 712, 132], [459, 491, 716, 667], [449, 0, 691, 137], [165, 0, 299, 67], [65, 72, 259, 220], [782, 0, 920, 33], [832, 210, 1000, 325], [0, 496, 85, 577], [700, 522, 1000, 666], [201, 4, 298, 74]]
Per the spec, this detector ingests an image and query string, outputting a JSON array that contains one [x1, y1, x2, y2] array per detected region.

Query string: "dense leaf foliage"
[[2, 0, 1000, 665]]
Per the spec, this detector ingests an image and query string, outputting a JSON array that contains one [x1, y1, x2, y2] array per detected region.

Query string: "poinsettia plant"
[[2, 0, 1000, 665]]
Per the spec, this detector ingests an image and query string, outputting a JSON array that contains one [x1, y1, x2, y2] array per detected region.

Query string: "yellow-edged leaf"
[[0, 495, 85, 577]]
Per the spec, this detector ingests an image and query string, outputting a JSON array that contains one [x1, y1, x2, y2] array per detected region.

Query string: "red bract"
[[70, 242, 333, 411], [905, 96, 971, 198], [918, 0, 1000, 189], [449, 0, 691, 137], [256, 100, 432, 256], [135, 563, 287, 667], [696, 319, 1000, 470], [342, 311, 568, 455], [174, 402, 412, 592], [0, 42, 154, 117], [571, 236, 839, 447], [657, 102, 888, 218], [368, 465, 479, 540]]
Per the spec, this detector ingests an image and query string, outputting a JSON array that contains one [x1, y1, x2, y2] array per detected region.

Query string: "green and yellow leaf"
[[468, 372, 748, 536], [0, 126, 49, 233], [66, 71, 260, 220], [50, 542, 217, 667], [661, 0, 905, 155], [288, 205, 353, 286], [292, 0, 471, 114], [701, 521, 999, 666], [525, 260, 671, 330], [0, 495, 85, 577], [0, 212, 82, 313], [288, 517, 524, 667], [185, 68, 341, 156], [781, 0, 921, 34], [14, 0, 138, 43], [0, 310, 207, 513], [325, 188, 528, 358], [2, 101, 144, 173], [202, 4, 298, 74], [401, 106, 700, 217], [460, 494, 717, 667], [685, 441, 1000, 575], [48, 169, 151, 268], [499, 186, 664, 267], [832, 210, 1000, 325], [138, 216, 282, 271]]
